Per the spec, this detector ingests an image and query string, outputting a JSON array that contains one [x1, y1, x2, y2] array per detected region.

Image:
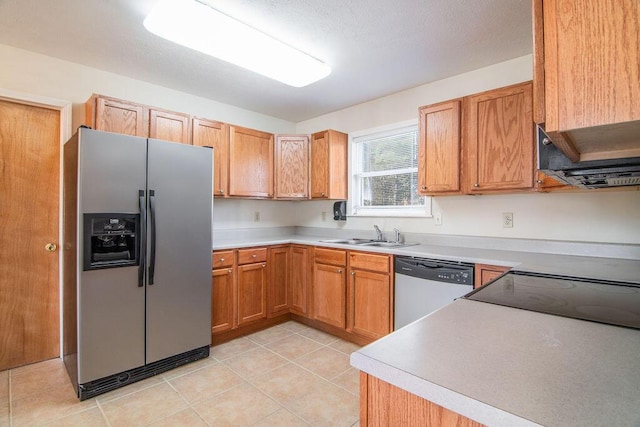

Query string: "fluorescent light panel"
[[144, 0, 331, 87]]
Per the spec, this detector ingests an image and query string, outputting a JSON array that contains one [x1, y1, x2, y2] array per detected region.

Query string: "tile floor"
[[0, 321, 362, 426]]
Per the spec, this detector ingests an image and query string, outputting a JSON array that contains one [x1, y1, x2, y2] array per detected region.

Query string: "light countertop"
[[213, 234, 640, 284], [350, 299, 640, 426]]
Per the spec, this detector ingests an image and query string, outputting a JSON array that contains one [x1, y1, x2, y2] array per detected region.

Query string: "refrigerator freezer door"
[[77, 129, 147, 383], [145, 139, 213, 363]]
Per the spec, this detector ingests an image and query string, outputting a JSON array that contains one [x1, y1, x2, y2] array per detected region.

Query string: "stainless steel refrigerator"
[[63, 128, 212, 400]]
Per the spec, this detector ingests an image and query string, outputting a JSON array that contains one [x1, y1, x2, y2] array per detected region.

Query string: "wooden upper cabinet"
[[149, 108, 191, 144], [533, 0, 640, 161], [418, 100, 462, 195], [193, 118, 229, 197], [229, 126, 274, 198], [86, 95, 148, 137], [275, 135, 310, 199], [465, 82, 534, 193], [86, 94, 190, 144], [310, 130, 348, 199]]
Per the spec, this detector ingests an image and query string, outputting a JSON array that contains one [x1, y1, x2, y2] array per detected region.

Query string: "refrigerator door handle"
[[138, 190, 146, 287], [149, 189, 157, 285]]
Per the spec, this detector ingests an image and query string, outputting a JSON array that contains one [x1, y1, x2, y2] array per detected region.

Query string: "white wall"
[[0, 44, 295, 134], [3, 45, 639, 244], [294, 55, 640, 245]]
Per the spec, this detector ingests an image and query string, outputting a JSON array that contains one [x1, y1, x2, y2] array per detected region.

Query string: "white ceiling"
[[0, 0, 533, 122]]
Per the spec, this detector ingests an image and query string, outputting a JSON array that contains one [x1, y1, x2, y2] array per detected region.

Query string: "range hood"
[[537, 126, 640, 189]]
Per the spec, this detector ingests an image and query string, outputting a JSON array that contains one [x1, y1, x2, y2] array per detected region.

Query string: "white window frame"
[[350, 119, 431, 218]]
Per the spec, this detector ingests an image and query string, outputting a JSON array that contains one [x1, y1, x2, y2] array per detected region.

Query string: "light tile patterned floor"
[[0, 321, 362, 426]]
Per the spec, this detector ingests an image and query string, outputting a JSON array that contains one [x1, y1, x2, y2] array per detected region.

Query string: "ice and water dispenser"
[[83, 213, 139, 271]]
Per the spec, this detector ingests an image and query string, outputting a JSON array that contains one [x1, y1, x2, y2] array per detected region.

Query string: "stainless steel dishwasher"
[[394, 256, 474, 330]]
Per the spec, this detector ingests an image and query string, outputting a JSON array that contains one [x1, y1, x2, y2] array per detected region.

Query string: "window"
[[351, 121, 430, 217]]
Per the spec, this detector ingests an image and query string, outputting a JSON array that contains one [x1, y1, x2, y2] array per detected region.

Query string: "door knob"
[[45, 243, 57, 252]]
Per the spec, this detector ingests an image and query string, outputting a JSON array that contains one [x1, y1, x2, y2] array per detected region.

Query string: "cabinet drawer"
[[349, 252, 390, 273], [314, 248, 346, 266], [238, 247, 268, 265], [212, 250, 234, 269]]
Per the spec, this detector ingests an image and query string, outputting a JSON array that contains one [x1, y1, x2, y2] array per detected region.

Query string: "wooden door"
[[290, 245, 309, 316], [193, 118, 229, 197], [0, 99, 61, 369], [275, 135, 309, 199], [229, 126, 274, 197], [312, 262, 346, 329], [268, 246, 290, 317], [465, 82, 534, 193], [149, 108, 191, 144], [237, 262, 267, 325], [212, 268, 235, 334], [89, 95, 148, 137], [348, 270, 391, 340], [418, 100, 462, 194]]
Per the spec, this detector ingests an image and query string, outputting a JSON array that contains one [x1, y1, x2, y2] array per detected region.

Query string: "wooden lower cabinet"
[[312, 248, 347, 328], [360, 373, 485, 427], [474, 264, 510, 289], [237, 262, 267, 326], [268, 246, 290, 317], [290, 245, 310, 316], [348, 252, 393, 340], [212, 267, 234, 334], [313, 263, 347, 328]]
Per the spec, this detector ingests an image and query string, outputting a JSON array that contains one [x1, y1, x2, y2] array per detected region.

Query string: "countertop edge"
[[350, 352, 542, 427]]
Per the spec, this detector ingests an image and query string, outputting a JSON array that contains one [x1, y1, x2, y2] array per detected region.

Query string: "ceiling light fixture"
[[143, 0, 331, 87]]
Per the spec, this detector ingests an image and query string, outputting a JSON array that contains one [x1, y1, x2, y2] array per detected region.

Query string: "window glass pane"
[[361, 172, 425, 207], [361, 131, 417, 173]]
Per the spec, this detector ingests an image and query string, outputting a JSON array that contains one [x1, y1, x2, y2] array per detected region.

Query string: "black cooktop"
[[463, 271, 640, 330]]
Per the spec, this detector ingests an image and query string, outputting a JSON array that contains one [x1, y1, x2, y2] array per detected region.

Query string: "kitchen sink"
[[318, 238, 418, 248], [359, 241, 419, 248], [319, 238, 376, 245]]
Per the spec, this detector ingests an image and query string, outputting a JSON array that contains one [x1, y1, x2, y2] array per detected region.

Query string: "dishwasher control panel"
[[395, 256, 474, 286]]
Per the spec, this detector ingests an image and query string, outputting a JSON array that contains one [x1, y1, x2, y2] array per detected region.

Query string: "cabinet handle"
[[220, 258, 225, 262], [351, 271, 355, 276], [421, 185, 426, 190], [337, 269, 342, 273], [536, 180, 543, 184], [227, 269, 232, 274], [252, 254, 257, 258], [321, 192, 326, 196], [473, 183, 479, 188], [262, 264, 266, 268], [219, 189, 225, 194]]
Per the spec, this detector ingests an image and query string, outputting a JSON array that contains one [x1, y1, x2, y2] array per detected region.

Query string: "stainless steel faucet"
[[373, 224, 383, 241], [394, 228, 402, 243]]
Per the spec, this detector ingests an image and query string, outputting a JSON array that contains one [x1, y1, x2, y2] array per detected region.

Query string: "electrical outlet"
[[254, 211, 260, 222], [503, 212, 513, 228], [321, 211, 327, 221], [435, 212, 442, 226]]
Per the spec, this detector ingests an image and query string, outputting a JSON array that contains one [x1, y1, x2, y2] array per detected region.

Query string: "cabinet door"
[[348, 269, 391, 340], [418, 100, 462, 194], [275, 135, 309, 199], [465, 82, 534, 193], [290, 245, 309, 316], [474, 264, 510, 289], [92, 96, 148, 137], [268, 246, 290, 317], [212, 268, 235, 334], [149, 109, 191, 144], [535, 171, 574, 192], [229, 126, 274, 198], [312, 262, 346, 328], [310, 130, 347, 199], [237, 262, 267, 325], [193, 118, 229, 197]]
